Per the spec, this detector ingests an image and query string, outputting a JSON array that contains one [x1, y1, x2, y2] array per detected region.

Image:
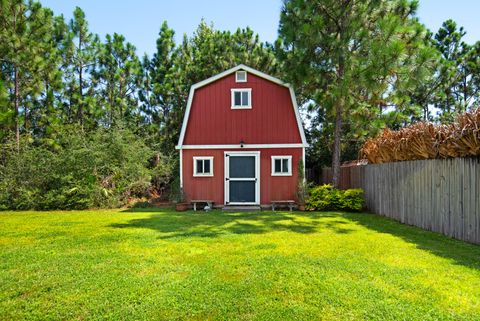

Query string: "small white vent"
[[236, 70, 247, 82]]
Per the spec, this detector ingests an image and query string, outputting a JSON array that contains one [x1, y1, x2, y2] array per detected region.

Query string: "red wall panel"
[[182, 148, 303, 206], [183, 73, 303, 145]]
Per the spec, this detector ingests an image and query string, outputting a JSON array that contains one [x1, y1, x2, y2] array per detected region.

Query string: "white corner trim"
[[231, 88, 252, 109], [179, 148, 183, 188], [288, 86, 308, 146], [271, 155, 293, 176], [302, 147, 306, 183], [177, 64, 309, 148], [236, 70, 247, 82], [193, 156, 214, 177], [176, 143, 307, 150]]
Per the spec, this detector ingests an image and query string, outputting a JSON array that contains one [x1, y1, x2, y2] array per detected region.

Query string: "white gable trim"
[[288, 87, 308, 146], [176, 64, 308, 148]]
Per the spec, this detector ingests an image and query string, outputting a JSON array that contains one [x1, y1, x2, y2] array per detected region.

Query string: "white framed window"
[[235, 70, 247, 82], [271, 156, 292, 176], [193, 156, 214, 177], [231, 88, 252, 109]]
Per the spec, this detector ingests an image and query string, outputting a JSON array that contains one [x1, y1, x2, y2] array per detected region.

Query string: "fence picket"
[[321, 157, 480, 244]]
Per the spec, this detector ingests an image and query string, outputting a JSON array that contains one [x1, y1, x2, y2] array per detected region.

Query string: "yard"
[[1, 209, 479, 320]]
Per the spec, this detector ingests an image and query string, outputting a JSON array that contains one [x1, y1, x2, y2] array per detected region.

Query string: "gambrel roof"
[[176, 64, 308, 149]]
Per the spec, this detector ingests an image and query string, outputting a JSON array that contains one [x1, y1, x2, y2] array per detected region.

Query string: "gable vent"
[[236, 70, 247, 82]]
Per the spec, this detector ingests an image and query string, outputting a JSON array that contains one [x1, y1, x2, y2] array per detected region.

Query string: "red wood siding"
[[183, 73, 302, 145], [182, 148, 302, 205]]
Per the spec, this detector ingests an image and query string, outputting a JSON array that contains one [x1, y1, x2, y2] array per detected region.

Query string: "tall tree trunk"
[[463, 71, 468, 112], [78, 64, 83, 125], [14, 67, 20, 152], [77, 34, 84, 126], [24, 102, 28, 134], [119, 80, 123, 122], [331, 97, 344, 188], [332, 56, 345, 189]]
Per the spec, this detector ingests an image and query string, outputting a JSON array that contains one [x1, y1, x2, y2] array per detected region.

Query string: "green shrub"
[[338, 188, 364, 211], [0, 125, 174, 210], [305, 184, 364, 212]]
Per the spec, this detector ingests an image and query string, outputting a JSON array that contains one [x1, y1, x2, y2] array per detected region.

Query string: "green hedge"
[[0, 126, 174, 210], [305, 184, 364, 211]]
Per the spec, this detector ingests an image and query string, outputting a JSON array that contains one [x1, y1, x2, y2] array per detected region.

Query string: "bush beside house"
[[306, 184, 364, 211], [0, 126, 174, 210]]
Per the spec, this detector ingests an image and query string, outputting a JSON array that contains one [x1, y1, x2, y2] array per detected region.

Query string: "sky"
[[41, 0, 480, 57]]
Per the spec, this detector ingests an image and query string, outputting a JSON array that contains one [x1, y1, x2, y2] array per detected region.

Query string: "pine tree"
[[139, 21, 178, 150], [93, 33, 142, 127], [0, 0, 59, 149], [64, 7, 99, 126], [433, 20, 480, 122], [278, 0, 434, 186]]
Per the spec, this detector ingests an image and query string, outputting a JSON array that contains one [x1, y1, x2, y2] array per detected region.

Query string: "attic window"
[[231, 88, 252, 109], [236, 70, 247, 82]]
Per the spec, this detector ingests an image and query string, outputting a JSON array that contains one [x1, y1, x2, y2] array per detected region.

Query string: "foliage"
[[361, 108, 480, 163], [277, 0, 436, 187], [63, 6, 100, 126], [168, 176, 187, 203], [338, 188, 365, 212], [432, 20, 480, 122], [305, 184, 364, 211], [92, 33, 142, 127], [0, 0, 61, 147], [2, 0, 480, 209], [0, 126, 173, 210], [0, 2, 280, 209]]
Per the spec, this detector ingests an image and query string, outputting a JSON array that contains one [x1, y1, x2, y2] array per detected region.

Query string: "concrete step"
[[222, 205, 261, 212]]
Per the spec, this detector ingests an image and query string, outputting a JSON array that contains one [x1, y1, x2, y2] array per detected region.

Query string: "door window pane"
[[229, 181, 255, 202], [229, 156, 255, 178]]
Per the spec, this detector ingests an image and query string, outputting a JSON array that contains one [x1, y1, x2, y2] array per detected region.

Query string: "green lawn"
[[1, 209, 479, 320]]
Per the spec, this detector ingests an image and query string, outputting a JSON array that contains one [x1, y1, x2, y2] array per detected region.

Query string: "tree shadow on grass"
[[122, 207, 172, 213], [111, 210, 356, 239], [345, 212, 480, 271], [114, 209, 480, 270]]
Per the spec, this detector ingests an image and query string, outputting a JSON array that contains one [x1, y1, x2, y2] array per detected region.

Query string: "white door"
[[224, 151, 260, 205]]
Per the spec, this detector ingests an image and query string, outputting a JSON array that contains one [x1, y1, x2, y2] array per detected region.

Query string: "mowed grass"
[[1, 209, 480, 320]]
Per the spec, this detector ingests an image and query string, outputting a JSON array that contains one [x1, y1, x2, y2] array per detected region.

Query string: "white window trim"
[[193, 156, 214, 177], [231, 88, 252, 109], [271, 155, 292, 176], [224, 151, 260, 205], [235, 70, 247, 82]]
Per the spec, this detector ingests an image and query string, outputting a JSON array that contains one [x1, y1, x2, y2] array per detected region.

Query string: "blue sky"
[[41, 0, 480, 57]]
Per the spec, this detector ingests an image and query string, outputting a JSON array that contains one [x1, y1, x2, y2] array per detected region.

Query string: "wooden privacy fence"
[[322, 158, 480, 244]]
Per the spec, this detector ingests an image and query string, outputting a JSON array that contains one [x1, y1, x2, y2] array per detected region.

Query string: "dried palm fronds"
[[361, 108, 480, 164]]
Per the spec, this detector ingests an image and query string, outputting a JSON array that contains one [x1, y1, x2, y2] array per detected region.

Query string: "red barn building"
[[176, 65, 308, 209]]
